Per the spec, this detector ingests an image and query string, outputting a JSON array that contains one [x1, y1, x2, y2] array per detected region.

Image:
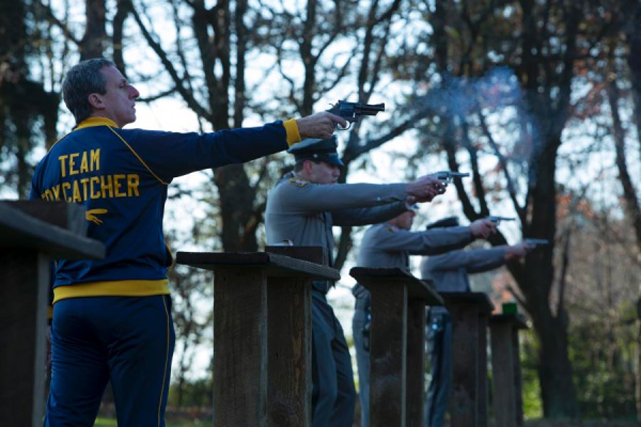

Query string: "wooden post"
[[489, 314, 528, 427], [176, 250, 339, 427], [441, 292, 494, 427], [406, 297, 427, 427], [0, 202, 105, 427], [264, 246, 326, 426], [350, 267, 443, 427]]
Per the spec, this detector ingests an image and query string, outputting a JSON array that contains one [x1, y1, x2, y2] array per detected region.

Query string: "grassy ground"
[[94, 417, 211, 426], [95, 417, 639, 427]]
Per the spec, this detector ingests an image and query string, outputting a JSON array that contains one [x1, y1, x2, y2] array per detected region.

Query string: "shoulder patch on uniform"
[[288, 177, 310, 187]]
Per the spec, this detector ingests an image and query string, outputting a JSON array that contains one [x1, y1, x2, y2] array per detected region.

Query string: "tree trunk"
[[80, 0, 107, 60], [213, 165, 259, 251], [519, 132, 579, 417]]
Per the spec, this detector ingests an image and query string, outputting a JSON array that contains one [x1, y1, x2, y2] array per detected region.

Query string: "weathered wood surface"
[[212, 267, 268, 426], [351, 267, 443, 305], [178, 247, 335, 427], [0, 202, 104, 259], [4, 200, 87, 235], [406, 298, 427, 427], [176, 251, 339, 280], [442, 292, 493, 427], [264, 246, 325, 427], [0, 249, 50, 427], [489, 314, 528, 427], [350, 267, 442, 427], [0, 201, 104, 427]]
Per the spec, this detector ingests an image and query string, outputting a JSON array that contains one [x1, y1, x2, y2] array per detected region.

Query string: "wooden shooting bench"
[[0, 201, 105, 426], [176, 246, 338, 427], [441, 292, 494, 427], [489, 312, 528, 427], [349, 267, 443, 427]]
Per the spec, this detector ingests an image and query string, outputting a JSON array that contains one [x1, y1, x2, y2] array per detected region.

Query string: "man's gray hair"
[[62, 58, 115, 125]]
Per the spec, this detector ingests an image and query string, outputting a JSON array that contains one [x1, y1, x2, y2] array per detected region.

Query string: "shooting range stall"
[[0, 201, 105, 426], [177, 246, 337, 427], [349, 267, 443, 427]]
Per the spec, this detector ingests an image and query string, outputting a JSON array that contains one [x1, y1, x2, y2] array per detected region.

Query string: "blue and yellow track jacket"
[[30, 117, 300, 303]]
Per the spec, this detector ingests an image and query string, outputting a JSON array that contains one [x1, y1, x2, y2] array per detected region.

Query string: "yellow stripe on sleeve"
[[283, 118, 301, 146]]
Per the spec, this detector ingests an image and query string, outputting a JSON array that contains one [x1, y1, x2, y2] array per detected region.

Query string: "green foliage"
[[568, 304, 638, 419], [167, 377, 213, 409], [520, 329, 544, 419]]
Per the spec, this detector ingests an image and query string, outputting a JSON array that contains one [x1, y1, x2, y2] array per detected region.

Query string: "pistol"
[[525, 238, 549, 246], [487, 216, 516, 225], [434, 171, 470, 183], [327, 100, 385, 129]]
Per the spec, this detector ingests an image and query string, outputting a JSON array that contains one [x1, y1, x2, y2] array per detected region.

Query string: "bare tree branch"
[[130, 2, 212, 121]]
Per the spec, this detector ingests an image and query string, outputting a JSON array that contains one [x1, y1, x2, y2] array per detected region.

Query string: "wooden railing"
[[0, 201, 105, 427], [176, 246, 337, 427], [489, 312, 528, 427], [0, 209, 530, 427], [349, 267, 443, 427]]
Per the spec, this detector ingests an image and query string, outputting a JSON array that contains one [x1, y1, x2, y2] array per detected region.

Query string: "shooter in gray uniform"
[[265, 136, 446, 427], [420, 217, 531, 427], [351, 212, 497, 427]]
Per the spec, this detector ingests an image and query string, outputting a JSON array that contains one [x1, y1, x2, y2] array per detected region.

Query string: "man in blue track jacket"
[[30, 57, 345, 427]]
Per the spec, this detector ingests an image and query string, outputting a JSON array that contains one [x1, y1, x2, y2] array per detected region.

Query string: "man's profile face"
[[308, 161, 341, 185], [93, 66, 140, 127]]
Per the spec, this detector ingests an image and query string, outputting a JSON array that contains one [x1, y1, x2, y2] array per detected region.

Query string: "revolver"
[[434, 171, 470, 183], [487, 216, 516, 225], [327, 100, 385, 129]]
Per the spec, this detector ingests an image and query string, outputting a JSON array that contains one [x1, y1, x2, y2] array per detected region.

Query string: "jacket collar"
[[74, 117, 119, 130]]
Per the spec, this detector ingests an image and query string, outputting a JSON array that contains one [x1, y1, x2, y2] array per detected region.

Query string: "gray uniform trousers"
[[265, 172, 411, 427], [311, 286, 356, 427], [352, 223, 474, 427], [425, 308, 452, 427], [352, 296, 371, 427], [420, 247, 506, 427]]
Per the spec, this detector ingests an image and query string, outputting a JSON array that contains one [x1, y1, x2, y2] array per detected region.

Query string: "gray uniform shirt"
[[352, 223, 474, 299], [420, 246, 506, 293], [265, 172, 410, 289]]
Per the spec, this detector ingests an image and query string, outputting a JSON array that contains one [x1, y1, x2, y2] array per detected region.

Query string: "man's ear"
[[302, 159, 315, 175], [88, 93, 104, 110]]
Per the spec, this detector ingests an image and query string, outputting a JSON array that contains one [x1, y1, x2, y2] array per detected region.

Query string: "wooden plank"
[[446, 300, 479, 427], [369, 283, 407, 427], [405, 299, 426, 427], [265, 246, 327, 265], [265, 276, 312, 427], [0, 202, 104, 260], [264, 246, 324, 427], [477, 312, 489, 427], [0, 249, 49, 426], [213, 267, 268, 427], [350, 267, 443, 305], [4, 201, 87, 236], [489, 321, 516, 427], [443, 294, 493, 427], [513, 326, 525, 427], [177, 251, 340, 280], [440, 292, 494, 313], [489, 314, 527, 427]]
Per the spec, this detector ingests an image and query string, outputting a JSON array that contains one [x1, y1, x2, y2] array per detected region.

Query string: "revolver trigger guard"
[[336, 121, 352, 131]]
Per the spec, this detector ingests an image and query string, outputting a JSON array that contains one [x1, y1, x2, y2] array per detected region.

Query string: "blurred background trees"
[[3, 0, 641, 422]]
